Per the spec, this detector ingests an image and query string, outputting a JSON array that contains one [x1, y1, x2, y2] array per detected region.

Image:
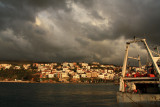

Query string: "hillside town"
[[0, 62, 150, 83], [0, 62, 123, 83]]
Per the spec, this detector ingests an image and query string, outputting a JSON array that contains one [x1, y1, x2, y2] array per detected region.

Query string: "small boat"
[[117, 38, 160, 107]]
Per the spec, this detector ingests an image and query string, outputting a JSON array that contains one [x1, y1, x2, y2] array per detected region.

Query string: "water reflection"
[[0, 83, 119, 107]]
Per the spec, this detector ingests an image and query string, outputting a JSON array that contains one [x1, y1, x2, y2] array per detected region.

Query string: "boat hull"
[[117, 92, 160, 107]]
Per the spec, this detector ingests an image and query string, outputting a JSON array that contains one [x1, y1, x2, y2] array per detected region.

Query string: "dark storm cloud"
[[0, 0, 61, 61], [104, 0, 160, 44], [73, 0, 95, 8], [76, 0, 160, 44], [0, 0, 159, 64], [0, 0, 69, 31]]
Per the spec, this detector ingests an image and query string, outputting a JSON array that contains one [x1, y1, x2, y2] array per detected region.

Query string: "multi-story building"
[[86, 72, 92, 78]]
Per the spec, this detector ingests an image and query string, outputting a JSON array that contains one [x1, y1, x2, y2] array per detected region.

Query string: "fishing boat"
[[117, 38, 160, 107]]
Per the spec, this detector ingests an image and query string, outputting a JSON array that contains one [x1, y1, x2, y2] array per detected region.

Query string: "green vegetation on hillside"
[[0, 68, 39, 81]]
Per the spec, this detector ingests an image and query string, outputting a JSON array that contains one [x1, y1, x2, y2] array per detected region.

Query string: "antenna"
[[156, 46, 159, 56]]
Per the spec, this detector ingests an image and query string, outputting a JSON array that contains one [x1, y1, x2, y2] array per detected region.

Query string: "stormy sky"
[[0, 0, 160, 65]]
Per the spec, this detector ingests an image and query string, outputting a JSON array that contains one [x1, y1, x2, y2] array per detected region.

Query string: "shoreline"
[[0, 81, 30, 83], [0, 81, 118, 84]]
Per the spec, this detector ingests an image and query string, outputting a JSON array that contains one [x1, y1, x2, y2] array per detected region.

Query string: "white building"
[[81, 63, 88, 68], [14, 66, 21, 69], [108, 70, 114, 73], [62, 72, 69, 78], [81, 74, 86, 78], [98, 74, 105, 79], [77, 68, 84, 74], [63, 67, 69, 71], [73, 74, 80, 79], [63, 62, 69, 67], [48, 73, 54, 78], [68, 70, 74, 75], [69, 63, 74, 67], [23, 64, 31, 69], [87, 66, 91, 70], [104, 73, 115, 80]]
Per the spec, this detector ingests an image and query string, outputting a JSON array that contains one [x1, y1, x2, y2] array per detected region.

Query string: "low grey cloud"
[[0, 0, 159, 65]]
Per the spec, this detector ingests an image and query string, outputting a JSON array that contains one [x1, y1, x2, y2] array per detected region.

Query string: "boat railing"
[[123, 77, 159, 80]]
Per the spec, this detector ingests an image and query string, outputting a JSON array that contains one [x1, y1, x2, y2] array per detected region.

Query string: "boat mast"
[[142, 39, 160, 75], [122, 43, 130, 77], [119, 43, 130, 92], [119, 38, 160, 92]]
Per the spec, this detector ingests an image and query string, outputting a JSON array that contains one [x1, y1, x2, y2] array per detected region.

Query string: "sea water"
[[0, 83, 119, 107]]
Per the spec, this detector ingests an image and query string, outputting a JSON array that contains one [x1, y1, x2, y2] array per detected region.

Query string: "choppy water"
[[0, 83, 119, 107]]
